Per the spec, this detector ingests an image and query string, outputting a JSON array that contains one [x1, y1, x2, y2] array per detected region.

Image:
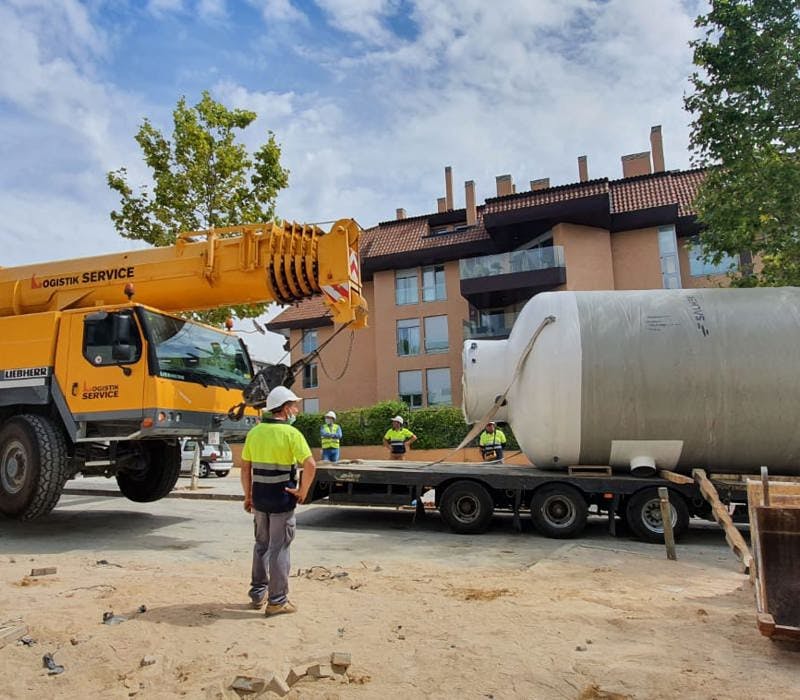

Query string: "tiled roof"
[[484, 178, 610, 213], [365, 209, 490, 259], [610, 168, 706, 216], [266, 296, 330, 329]]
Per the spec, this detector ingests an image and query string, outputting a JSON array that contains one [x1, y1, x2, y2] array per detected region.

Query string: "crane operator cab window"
[[83, 310, 142, 366], [137, 309, 254, 390]]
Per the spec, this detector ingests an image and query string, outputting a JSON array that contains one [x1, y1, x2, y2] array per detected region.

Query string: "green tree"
[[107, 91, 289, 322], [684, 0, 800, 285]]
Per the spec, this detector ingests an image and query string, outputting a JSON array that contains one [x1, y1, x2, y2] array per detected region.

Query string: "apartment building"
[[267, 126, 738, 414]]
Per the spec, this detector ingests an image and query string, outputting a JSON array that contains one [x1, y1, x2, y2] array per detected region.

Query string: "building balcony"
[[462, 314, 519, 340], [459, 246, 566, 308]]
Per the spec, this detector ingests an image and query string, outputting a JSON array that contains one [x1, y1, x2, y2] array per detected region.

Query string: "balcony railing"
[[459, 246, 565, 280], [462, 316, 519, 340]]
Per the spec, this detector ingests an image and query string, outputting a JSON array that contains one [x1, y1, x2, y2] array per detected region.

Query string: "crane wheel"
[[0, 414, 70, 520], [116, 440, 181, 503]]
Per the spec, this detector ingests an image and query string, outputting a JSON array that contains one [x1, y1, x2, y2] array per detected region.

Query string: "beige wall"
[[231, 443, 533, 466], [611, 227, 664, 289], [292, 284, 378, 412], [553, 223, 614, 290]]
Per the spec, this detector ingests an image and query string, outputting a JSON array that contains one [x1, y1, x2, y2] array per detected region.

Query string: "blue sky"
[[0, 0, 706, 360]]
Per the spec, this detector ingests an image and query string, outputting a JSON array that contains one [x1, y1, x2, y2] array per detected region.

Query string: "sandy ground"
[[2, 537, 799, 699]]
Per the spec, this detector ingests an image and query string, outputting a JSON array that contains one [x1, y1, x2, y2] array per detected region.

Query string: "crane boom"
[[0, 218, 367, 327]]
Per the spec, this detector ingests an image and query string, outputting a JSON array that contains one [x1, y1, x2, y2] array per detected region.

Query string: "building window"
[[424, 315, 449, 353], [422, 264, 446, 301], [395, 269, 418, 305], [396, 319, 420, 356], [302, 329, 317, 353], [426, 368, 452, 406], [687, 237, 739, 277], [657, 225, 682, 289], [304, 398, 320, 413], [303, 363, 318, 389], [399, 370, 423, 409]]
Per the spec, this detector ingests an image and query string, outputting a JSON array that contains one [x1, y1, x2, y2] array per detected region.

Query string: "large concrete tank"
[[462, 288, 800, 475]]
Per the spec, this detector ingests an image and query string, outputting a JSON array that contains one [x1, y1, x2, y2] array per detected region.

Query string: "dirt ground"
[[2, 540, 798, 699]]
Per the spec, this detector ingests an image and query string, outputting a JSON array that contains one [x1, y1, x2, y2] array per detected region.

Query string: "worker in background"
[[240, 385, 317, 617], [383, 415, 417, 460], [320, 410, 342, 463], [479, 421, 507, 462]]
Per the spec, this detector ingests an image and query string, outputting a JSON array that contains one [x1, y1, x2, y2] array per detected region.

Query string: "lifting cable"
[[318, 330, 356, 382]]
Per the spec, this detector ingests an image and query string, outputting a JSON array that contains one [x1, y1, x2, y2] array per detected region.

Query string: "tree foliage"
[[107, 91, 289, 322], [685, 0, 800, 285]]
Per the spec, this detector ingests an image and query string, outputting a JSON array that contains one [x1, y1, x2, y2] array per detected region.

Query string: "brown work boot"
[[264, 600, 297, 617], [249, 595, 266, 610]]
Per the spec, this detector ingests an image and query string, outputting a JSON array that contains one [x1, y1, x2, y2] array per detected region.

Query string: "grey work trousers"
[[249, 509, 296, 605]]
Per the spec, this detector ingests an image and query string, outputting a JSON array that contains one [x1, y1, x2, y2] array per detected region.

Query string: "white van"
[[179, 438, 234, 478]]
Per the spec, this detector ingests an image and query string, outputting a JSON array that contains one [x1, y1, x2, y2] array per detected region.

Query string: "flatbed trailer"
[[309, 460, 751, 543]]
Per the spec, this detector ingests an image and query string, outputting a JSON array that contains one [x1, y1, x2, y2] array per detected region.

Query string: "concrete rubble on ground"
[[227, 651, 353, 697]]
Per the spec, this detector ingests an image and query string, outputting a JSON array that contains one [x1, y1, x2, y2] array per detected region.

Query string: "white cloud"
[[198, 0, 227, 20], [314, 0, 397, 43], [0, 1, 152, 264], [257, 0, 307, 24]]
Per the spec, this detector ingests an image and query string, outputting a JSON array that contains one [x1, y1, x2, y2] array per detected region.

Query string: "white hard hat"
[[265, 385, 301, 413], [390, 415, 404, 424], [325, 410, 337, 419]]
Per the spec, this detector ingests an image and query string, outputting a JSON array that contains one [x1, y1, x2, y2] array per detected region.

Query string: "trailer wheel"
[[0, 414, 70, 520], [116, 441, 181, 503], [530, 484, 588, 538], [625, 488, 689, 544], [439, 481, 494, 534]]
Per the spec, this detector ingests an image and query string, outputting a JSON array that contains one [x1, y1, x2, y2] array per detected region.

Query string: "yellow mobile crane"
[[0, 219, 367, 520]]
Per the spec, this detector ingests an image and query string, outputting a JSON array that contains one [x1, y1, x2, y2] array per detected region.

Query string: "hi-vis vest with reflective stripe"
[[321, 423, 342, 449], [242, 419, 311, 513], [479, 428, 507, 448], [384, 427, 412, 447]]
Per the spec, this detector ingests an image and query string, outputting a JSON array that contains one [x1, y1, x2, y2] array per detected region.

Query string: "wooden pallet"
[[567, 465, 612, 476]]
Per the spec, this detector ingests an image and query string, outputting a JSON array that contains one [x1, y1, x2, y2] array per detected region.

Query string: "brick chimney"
[[650, 125, 665, 172], [444, 166, 454, 211], [530, 178, 550, 191], [437, 197, 446, 213], [578, 155, 588, 182], [496, 174, 514, 197], [621, 151, 652, 178], [396, 208, 406, 220], [465, 180, 477, 226]]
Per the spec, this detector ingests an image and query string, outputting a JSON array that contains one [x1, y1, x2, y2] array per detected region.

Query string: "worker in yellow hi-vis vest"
[[320, 410, 342, 463], [383, 415, 417, 460], [479, 421, 507, 462]]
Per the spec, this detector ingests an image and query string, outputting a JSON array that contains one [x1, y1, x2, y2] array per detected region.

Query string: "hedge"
[[291, 400, 519, 451]]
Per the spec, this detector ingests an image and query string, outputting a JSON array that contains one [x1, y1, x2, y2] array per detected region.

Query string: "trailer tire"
[[625, 488, 689, 544], [439, 481, 494, 534], [0, 414, 70, 520], [530, 484, 588, 538], [116, 441, 181, 503]]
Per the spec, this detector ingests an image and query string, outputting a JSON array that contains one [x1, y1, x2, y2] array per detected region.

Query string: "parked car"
[[180, 438, 234, 478]]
